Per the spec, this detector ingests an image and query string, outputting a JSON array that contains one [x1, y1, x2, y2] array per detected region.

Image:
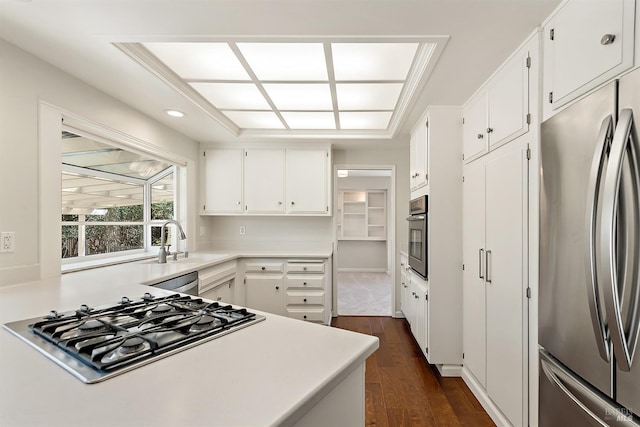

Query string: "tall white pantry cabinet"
[[461, 32, 537, 427]]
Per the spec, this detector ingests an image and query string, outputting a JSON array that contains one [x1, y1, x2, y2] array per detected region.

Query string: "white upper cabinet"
[[202, 146, 331, 216], [487, 48, 529, 149], [202, 149, 243, 214], [244, 149, 286, 214], [543, 0, 635, 118], [463, 94, 488, 161], [409, 118, 428, 191], [285, 149, 329, 214], [463, 37, 534, 163]]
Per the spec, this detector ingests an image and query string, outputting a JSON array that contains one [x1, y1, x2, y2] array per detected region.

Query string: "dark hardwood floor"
[[331, 316, 495, 427]]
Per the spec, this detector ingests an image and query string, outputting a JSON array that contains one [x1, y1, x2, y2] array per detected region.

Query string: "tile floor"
[[337, 271, 393, 316]]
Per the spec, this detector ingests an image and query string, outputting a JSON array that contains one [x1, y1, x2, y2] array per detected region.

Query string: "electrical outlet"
[[239, 226, 246, 235], [1, 232, 15, 253]]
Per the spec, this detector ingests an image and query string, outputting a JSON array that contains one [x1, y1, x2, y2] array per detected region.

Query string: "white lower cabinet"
[[198, 260, 237, 304], [462, 141, 528, 427], [241, 258, 332, 324]]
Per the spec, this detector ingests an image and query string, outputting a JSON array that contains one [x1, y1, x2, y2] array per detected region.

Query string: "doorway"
[[333, 166, 395, 316]]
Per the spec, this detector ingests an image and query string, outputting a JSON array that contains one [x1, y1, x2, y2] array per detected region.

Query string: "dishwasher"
[[151, 271, 199, 296]]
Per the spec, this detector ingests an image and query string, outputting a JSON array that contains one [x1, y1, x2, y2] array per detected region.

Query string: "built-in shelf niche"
[[337, 190, 387, 240]]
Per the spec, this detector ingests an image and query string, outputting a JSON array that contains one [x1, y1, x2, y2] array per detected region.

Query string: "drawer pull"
[[275, 286, 279, 290], [261, 266, 266, 271], [303, 267, 307, 271], [303, 298, 307, 303], [303, 315, 307, 319], [303, 282, 307, 286]]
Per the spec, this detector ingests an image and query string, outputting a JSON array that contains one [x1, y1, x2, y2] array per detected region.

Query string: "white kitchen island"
[[0, 254, 378, 427]]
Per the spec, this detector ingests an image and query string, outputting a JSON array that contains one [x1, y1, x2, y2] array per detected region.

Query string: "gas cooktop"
[[3, 293, 265, 383]]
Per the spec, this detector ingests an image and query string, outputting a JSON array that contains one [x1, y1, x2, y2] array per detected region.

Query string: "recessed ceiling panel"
[[222, 111, 285, 129], [190, 82, 270, 110], [263, 84, 333, 110], [237, 43, 328, 81], [332, 43, 419, 81], [281, 112, 336, 130], [144, 42, 250, 80], [339, 112, 393, 130], [336, 83, 403, 110]]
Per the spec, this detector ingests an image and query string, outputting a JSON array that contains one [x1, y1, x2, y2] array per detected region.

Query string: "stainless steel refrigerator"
[[540, 66, 640, 426]]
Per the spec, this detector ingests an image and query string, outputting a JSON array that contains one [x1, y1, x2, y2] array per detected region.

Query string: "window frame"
[[60, 124, 182, 268]]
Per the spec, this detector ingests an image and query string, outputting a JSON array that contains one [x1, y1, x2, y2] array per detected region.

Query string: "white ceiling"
[[0, 0, 563, 149]]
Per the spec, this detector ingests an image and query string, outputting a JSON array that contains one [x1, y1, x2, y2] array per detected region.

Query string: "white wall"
[[0, 39, 200, 286]]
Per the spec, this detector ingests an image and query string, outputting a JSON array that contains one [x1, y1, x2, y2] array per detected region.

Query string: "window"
[[61, 130, 178, 262]]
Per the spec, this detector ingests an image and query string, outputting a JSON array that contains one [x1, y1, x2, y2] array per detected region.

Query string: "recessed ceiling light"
[[164, 109, 186, 118]]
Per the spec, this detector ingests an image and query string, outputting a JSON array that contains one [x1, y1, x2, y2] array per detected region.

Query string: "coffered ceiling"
[[0, 0, 563, 148]]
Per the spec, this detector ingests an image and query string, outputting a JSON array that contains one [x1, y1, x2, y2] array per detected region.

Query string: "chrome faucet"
[[158, 220, 187, 264]]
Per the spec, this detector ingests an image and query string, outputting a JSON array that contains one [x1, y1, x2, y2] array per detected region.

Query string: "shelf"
[[338, 189, 387, 241]]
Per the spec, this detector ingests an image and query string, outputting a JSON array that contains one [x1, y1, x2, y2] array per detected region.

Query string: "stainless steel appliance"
[[152, 271, 199, 296], [407, 195, 428, 279], [3, 293, 265, 383], [539, 67, 640, 426]]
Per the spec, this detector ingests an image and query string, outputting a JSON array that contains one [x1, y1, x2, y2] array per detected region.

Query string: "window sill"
[[61, 252, 158, 274]]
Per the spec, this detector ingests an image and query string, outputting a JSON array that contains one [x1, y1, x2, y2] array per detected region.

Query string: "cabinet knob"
[[303, 282, 307, 286], [217, 297, 222, 301], [275, 286, 279, 290], [237, 201, 241, 205], [278, 201, 282, 205], [303, 298, 307, 303], [303, 267, 307, 271], [486, 127, 493, 133], [291, 201, 295, 205], [477, 133, 484, 139], [601, 34, 616, 45], [303, 315, 307, 319], [261, 266, 266, 271]]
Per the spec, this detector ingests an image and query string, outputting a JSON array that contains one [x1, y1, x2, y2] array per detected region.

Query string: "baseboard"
[[394, 310, 405, 319], [337, 268, 387, 273], [461, 367, 511, 427], [436, 364, 462, 377]]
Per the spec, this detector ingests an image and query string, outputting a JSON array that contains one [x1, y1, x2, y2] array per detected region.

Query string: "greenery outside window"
[[61, 130, 178, 262]]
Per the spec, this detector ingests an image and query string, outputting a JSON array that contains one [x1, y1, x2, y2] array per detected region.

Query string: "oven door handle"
[[406, 215, 426, 221]]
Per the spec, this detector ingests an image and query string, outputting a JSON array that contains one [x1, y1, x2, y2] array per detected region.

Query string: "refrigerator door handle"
[[478, 248, 484, 279], [600, 109, 640, 372], [584, 115, 613, 362], [540, 350, 638, 426], [485, 250, 492, 284]]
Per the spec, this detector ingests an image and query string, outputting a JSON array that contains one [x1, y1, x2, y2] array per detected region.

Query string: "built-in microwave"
[[407, 195, 428, 279]]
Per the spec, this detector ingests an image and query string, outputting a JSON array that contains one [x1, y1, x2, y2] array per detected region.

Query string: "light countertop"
[[0, 251, 378, 427]]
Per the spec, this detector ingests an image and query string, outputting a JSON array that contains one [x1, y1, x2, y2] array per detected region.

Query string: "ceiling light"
[[339, 112, 393, 130], [336, 83, 403, 110], [190, 82, 270, 110], [263, 84, 333, 110], [165, 109, 185, 118], [238, 43, 327, 81], [332, 43, 419, 81], [222, 111, 285, 129], [145, 42, 250, 80], [281, 112, 336, 130]]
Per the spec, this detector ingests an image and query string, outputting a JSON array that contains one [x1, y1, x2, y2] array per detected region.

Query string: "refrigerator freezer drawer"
[[539, 350, 639, 426]]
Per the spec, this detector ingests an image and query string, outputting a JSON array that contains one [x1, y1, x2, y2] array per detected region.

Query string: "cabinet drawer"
[[286, 262, 324, 274], [285, 275, 324, 289], [286, 291, 325, 305], [286, 308, 326, 323], [245, 262, 284, 273], [199, 261, 236, 293]]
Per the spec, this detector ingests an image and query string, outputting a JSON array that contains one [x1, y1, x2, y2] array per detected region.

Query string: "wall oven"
[[407, 195, 428, 279]]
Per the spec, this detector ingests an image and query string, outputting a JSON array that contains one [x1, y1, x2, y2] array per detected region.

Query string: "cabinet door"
[[244, 149, 285, 214], [545, 0, 634, 110], [285, 149, 328, 214], [410, 119, 428, 190], [485, 145, 527, 427], [203, 149, 243, 214], [216, 280, 234, 304], [245, 275, 284, 315], [462, 160, 487, 387], [463, 94, 488, 163], [415, 283, 427, 357], [488, 49, 529, 150]]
